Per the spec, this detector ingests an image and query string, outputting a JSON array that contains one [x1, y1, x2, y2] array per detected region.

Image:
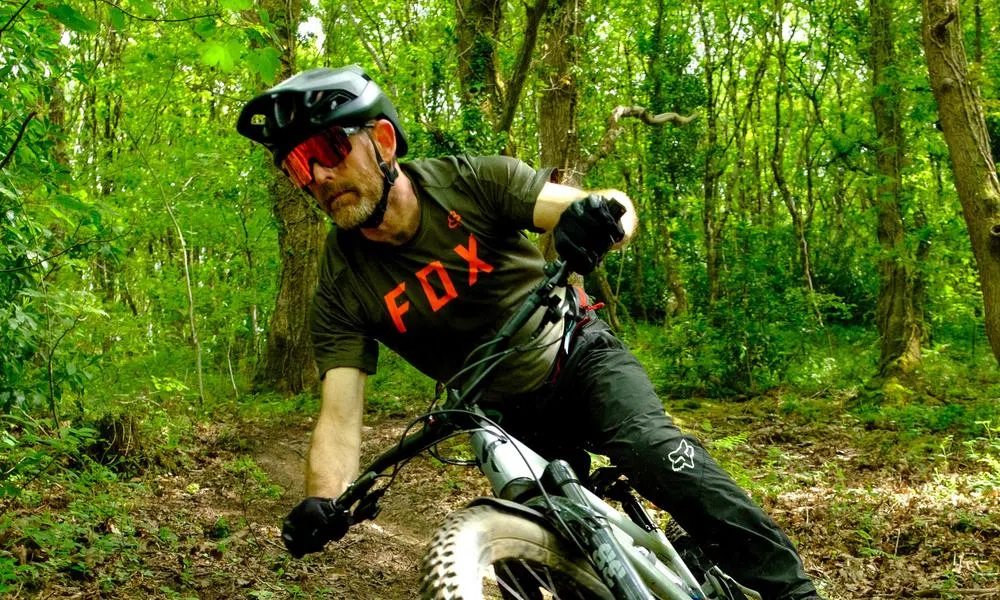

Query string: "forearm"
[[305, 418, 360, 497], [305, 368, 365, 498]]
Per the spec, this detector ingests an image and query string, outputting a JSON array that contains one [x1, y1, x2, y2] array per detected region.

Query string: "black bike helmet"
[[236, 64, 409, 163]]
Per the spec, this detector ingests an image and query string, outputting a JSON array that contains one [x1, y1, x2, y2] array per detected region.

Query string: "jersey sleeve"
[[310, 238, 379, 378], [466, 156, 555, 232]]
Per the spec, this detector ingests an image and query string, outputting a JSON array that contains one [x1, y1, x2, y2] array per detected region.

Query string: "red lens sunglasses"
[[281, 125, 365, 188]]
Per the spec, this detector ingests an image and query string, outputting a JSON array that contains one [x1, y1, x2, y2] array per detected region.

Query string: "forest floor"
[[5, 392, 1000, 599]]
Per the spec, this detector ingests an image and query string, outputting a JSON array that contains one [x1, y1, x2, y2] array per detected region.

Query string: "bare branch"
[[95, 0, 220, 23], [496, 0, 550, 142], [0, 112, 37, 171], [0, 0, 31, 39], [582, 106, 699, 174]]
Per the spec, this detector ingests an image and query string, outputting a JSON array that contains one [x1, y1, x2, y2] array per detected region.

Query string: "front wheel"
[[420, 505, 615, 600]]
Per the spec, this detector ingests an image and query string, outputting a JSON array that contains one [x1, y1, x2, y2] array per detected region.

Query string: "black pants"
[[487, 318, 818, 600]]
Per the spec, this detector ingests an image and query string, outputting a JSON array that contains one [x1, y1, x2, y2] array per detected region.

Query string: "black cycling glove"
[[554, 195, 626, 275], [281, 496, 350, 558]]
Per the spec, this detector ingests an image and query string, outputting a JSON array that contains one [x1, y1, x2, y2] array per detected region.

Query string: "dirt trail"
[[244, 416, 495, 599], [13, 402, 1000, 599]]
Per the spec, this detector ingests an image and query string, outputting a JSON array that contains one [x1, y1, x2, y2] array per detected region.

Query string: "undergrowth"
[[3, 326, 999, 597]]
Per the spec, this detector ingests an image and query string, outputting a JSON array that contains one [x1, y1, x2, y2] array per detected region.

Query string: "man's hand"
[[281, 497, 350, 558], [554, 195, 626, 275]]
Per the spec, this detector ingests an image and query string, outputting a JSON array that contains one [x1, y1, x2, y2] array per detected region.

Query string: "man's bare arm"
[[532, 182, 637, 249], [306, 367, 366, 498]]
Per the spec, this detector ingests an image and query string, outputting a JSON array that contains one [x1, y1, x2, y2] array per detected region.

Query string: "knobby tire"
[[420, 505, 616, 600]]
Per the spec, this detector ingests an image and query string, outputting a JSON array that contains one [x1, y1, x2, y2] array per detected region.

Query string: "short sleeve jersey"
[[310, 155, 562, 393]]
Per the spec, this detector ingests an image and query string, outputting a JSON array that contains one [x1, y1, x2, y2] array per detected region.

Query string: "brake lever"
[[352, 488, 386, 524], [338, 470, 378, 507]]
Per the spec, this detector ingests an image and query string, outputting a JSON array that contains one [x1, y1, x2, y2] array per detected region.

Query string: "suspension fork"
[[542, 460, 656, 600], [470, 421, 702, 599]]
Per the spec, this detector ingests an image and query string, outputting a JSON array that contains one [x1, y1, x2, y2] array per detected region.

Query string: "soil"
[[7, 397, 1000, 599]]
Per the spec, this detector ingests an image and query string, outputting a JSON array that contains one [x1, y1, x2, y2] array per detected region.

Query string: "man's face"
[[306, 133, 384, 230]]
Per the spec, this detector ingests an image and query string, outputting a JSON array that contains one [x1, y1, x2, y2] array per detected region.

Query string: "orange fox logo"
[[383, 234, 494, 333]]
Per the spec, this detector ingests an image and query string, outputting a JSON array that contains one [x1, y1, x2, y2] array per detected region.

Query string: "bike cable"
[[423, 347, 519, 414]]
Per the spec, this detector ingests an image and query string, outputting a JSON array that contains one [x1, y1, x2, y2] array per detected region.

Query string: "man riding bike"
[[236, 64, 823, 600]]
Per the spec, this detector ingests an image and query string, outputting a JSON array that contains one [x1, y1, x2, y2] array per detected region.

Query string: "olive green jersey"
[[310, 155, 563, 393]]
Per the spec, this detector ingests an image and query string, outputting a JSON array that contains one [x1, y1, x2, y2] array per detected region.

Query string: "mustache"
[[316, 183, 353, 203]]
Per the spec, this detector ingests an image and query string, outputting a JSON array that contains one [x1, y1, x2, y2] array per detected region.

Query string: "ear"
[[372, 119, 397, 164]]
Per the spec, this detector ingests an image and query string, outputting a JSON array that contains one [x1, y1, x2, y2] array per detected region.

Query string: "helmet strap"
[[358, 132, 398, 230]]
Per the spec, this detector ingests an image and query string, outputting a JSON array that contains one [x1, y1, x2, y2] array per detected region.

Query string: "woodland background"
[[2, 0, 1000, 598]]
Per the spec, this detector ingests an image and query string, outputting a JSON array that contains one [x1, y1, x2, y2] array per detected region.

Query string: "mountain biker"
[[236, 65, 823, 600]]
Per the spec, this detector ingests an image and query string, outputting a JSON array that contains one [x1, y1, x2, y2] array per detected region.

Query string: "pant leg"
[[532, 319, 818, 600]]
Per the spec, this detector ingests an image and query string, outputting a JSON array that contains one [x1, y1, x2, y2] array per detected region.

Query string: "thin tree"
[[870, 0, 924, 375], [129, 128, 206, 405], [255, 0, 326, 394]]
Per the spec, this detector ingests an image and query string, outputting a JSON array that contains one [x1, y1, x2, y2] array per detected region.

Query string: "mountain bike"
[[327, 259, 762, 600]]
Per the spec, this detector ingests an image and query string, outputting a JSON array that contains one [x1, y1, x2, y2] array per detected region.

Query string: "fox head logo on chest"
[[382, 234, 494, 333]]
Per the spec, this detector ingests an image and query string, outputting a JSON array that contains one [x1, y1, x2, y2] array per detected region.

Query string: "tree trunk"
[[646, 0, 688, 319], [537, 0, 582, 265], [771, 11, 823, 326], [871, 0, 923, 375], [534, 0, 627, 330], [697, 0, 723, 309], [922, 0, 1000, 365], [258, 179, 326, 394], [456, 0, 503, 152], [255, 0, 326, 394], [496, 0, 549, 154], [537, 0, 582, 186]]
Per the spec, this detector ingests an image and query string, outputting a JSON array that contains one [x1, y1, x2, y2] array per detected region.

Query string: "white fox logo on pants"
[[668, 439, 696, 472]]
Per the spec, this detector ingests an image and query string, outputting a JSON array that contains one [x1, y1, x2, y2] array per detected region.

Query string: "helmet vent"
[[326, 91, 353, 110]]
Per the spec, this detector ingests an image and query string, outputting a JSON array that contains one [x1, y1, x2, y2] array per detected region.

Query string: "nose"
[[312, 162, 338, 186]]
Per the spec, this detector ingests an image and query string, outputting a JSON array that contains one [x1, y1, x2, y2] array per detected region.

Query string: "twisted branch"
[[582, 106, 699, 173]]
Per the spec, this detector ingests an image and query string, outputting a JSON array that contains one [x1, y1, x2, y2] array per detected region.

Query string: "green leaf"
[[109, 7, 126, 30], [55, 194, 87, 212], [248, 47, 281, 83], [200, 42, 235, 72], [221, 0, 253, 10], [129, 0, 158, 18], [0, 184, 17, 201], [194, 17, 217, 39], [243, 27, 267, 46], [48, 4, 98, 33]]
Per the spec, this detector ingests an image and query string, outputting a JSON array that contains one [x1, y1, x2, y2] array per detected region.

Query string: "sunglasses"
[[281, 125, 366, 188]]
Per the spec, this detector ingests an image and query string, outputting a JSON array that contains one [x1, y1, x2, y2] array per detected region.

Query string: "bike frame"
[[469, 414, 707, 600]]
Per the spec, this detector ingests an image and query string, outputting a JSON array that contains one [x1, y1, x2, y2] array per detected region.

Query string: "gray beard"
[[332, 194, 378, 230]]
